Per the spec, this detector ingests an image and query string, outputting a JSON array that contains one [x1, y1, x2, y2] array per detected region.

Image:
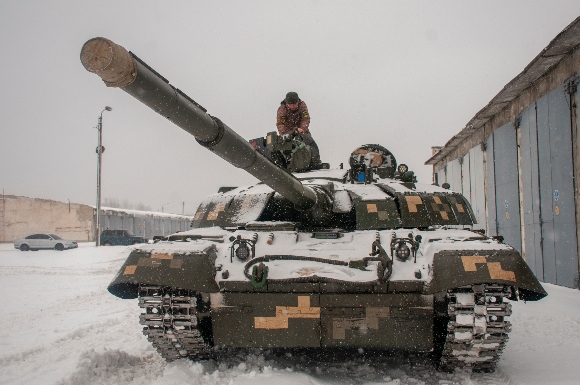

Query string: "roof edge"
[[426, 15, 580, 166]]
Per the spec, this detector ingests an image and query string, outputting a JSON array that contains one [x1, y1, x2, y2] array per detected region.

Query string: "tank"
[[80, 37, 547, 372]]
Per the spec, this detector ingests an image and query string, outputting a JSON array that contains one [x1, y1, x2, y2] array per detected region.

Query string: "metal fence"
[[100, 208, 193, 240]]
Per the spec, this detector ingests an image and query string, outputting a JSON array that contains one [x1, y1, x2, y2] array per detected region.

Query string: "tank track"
[[138, 285, 211, 361], [439, 284, 512, 372]]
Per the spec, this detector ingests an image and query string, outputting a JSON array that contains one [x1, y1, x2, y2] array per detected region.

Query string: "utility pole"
[[182, 202, 185, 215], [96, 106, 112, 246]]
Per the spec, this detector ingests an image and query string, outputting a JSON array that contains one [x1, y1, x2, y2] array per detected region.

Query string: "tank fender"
[[424, 249, 547, 301], [107, 245, 219, 299]]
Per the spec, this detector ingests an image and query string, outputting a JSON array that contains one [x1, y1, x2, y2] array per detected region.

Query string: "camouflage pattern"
[[108, 246, 219, 299], [354, 199, 402, 230], [276, 100, 311, 136], [211, 292, 433, 349], [426, 249, 547, 300], [191, 191, 273, 229]]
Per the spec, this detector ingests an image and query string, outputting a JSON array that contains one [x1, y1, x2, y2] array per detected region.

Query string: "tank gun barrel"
[[80, 37, 317, 211]]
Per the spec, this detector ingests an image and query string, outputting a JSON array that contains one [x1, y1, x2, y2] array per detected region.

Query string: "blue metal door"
[[537, 84, 578, 287], [461, 152, 471, 201], [485, 135, 497, 237], [469, 145, 486, 231], [493, 122, 522, 254], [519, 103, 543, 279]]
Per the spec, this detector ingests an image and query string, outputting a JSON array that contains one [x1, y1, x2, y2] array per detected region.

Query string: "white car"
[[14, 233, 78, 251]]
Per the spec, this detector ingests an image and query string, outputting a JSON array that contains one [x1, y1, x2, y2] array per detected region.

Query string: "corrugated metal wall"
[[134, 217, 147, 238], [101, 212, 191, 240]]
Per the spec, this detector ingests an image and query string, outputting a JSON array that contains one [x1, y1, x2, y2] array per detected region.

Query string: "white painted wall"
[[447, 159, 462, 194], [1, 195, 94, 242]]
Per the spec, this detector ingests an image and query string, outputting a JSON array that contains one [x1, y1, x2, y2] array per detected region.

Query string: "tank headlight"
[[395, 243, 411, 261], [235, 243, 251, 260]]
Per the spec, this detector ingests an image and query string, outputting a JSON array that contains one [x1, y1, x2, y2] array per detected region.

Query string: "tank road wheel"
[[55, 243, 64, 251], [436, 284, 512, 373], [138, 285, 212, 361], [20, 244, 30, 252]]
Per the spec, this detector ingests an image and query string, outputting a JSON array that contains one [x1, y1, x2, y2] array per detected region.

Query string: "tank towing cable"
[[243, 241, 392, 288]]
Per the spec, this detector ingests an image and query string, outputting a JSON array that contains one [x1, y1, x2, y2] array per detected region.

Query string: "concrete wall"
[[0, 195, 94, 242], [0, 195, 195, 243]]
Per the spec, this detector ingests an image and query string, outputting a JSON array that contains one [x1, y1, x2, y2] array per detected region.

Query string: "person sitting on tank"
[[276, 91, 311, 136]]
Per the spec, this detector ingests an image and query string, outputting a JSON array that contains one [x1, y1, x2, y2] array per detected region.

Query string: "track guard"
[[108, 245, 219, 299], [425, 249, 547, 301]]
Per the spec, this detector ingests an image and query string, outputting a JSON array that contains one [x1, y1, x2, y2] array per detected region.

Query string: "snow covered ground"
[[0, 243, 578, 385]]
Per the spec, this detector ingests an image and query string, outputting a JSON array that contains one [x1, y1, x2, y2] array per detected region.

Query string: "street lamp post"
[[96, 106, 112, 246]]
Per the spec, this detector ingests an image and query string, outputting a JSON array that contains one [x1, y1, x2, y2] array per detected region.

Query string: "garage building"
[[426, 17, 580, 288]]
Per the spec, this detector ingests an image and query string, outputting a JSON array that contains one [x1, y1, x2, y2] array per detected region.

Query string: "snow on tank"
[[82, 37, 547, 373]]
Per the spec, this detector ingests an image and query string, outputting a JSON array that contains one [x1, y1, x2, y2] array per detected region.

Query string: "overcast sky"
[[1, 1, 579, 215]]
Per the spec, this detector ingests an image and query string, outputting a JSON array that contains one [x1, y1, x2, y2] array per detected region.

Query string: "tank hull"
[[108, 226, 545, 371]]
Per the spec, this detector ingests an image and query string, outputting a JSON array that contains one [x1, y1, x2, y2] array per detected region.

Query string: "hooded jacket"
[[276, 100, 311, 136]]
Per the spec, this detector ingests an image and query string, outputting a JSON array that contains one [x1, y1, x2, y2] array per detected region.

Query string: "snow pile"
[[500, 284, 580, 384], [57, 350, 163, 385]]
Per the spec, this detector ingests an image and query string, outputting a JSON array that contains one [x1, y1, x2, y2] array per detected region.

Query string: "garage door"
[[519, 103, 543, 279], [536, 84, 578, 287], [493, 122, 522, 254]]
